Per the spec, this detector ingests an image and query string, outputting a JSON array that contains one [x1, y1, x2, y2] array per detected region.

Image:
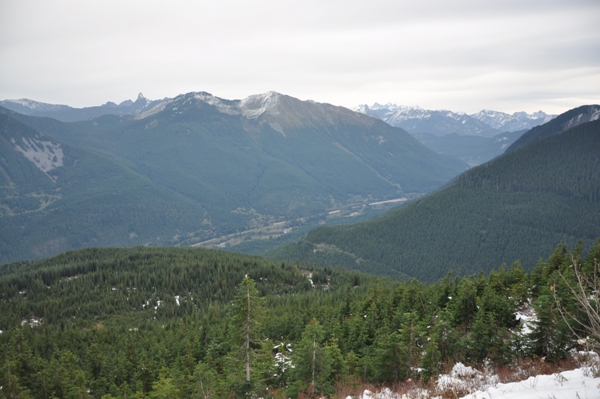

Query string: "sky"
[[1, 0, 599, 114]]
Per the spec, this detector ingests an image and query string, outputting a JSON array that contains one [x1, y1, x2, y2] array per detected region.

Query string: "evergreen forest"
[[1, 242, 599, 398], [267, 118, 600, 280]]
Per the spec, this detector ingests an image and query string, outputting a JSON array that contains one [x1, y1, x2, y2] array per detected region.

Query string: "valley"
[[190, 195, 413, 253]]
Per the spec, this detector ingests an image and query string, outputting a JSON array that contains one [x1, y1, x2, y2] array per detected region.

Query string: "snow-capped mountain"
[[0, 93, 162, 122], [471, 109, 556, 132], [0, 99, 72, 113], [356, 103, 501, 137], [356, 103, 556, 137], [103, 93, 157, 113], [137, 91, 379, 134]]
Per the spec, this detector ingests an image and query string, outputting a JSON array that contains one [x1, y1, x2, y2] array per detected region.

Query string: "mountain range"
[[2, 95, 555, 136], [355, 103, 556, 166], [266, 105, 600, 280], [356, 103, 556, 136], [2, 95, 556, 168], [0, 93, 161, 122], [0, 91, 466, 264]]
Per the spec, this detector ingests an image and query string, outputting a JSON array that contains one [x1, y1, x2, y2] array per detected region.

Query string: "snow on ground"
[[459, 367, 600, 399], [437, 362, 499, 394], [515, 301, 536, 336], [351, 359, 599, 399]]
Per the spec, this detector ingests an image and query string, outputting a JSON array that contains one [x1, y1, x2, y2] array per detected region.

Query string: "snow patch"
[[194, 92, 240, 115], [21, 317, 42, 327], [134, 100, 170, 120], [458, 367, 600, 399], [2, 99, 70, 112], [239, 91, 281, 119], [353, 388, 403, 399], [437, 362, 499, 394]]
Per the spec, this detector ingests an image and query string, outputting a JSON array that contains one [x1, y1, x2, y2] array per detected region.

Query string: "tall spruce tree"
[[228, 276, 264, 395]]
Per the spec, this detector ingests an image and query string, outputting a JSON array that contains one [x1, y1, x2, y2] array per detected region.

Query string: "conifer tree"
[[228, 276, 264, 395], [292, 319, 331, 396]]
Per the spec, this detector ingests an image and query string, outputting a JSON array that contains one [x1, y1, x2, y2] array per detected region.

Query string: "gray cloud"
[[1, 0, 598, 113]]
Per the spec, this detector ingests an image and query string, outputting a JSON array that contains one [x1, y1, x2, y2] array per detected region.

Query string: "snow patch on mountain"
[[12, 136, 64, 179], [134, 91, 285, 121], [563, 105, 600, 130], [239, 91, 281, 119], [193, 92, 239, 115], [1, 99, 71, 112], [134, 100, 170, 120]]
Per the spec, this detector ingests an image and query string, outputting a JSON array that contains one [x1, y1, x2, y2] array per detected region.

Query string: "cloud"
[[1, 0, 598, 113]]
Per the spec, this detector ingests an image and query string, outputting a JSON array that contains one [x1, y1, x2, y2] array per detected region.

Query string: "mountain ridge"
[[0, 93, 162, 122], [266, 106, 600, 280], [0, 91, 467, 263], [356, 103, 556, 136]]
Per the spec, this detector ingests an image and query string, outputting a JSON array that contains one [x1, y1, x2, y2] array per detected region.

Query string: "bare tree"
[[555, 256, 600, 352]]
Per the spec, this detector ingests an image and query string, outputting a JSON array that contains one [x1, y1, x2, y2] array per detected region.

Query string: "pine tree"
[[228, 276, 264, 396], [292, 319, 332, 396], [373, 330, 407, 383]]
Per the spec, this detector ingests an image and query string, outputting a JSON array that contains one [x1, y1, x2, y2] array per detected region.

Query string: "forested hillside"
[[266, 117, 600, 281], [1, 243, 598, 398], [0, 112, 211, 264], [413, 130, 524, 166], [1, 91, 466, 263]]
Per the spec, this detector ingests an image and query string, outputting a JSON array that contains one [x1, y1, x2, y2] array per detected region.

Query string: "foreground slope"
[[0, 112, 210, 263], [1, 243, 598, 398], [266, 114, 600, 281]]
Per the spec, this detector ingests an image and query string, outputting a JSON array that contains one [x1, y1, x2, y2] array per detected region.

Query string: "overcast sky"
[[1, 0, 599, 114]]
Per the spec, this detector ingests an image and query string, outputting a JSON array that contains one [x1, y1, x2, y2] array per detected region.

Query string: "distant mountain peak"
[[239, 91, 281, 119], [356, 103, 498, 137], [0, 99, 71, 112], [357, 103, 557, 135], [133, 93, 149, 106], [470, 109, 555, 131], [135, 91, 285, 120]]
